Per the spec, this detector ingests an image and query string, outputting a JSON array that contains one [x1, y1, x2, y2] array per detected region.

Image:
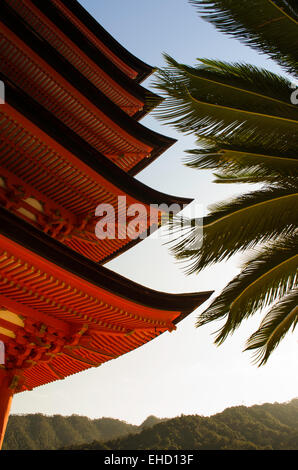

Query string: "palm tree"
[[152, 0, 298, 365]]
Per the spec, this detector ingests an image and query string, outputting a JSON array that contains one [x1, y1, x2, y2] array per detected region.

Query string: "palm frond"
[[245, 288, 298, 365], [189, 0, 298, 77], [196, 235, 298, 344], [275, 1, 298, 21], [184, 142, 298, 178], [170, 186, 297, 272], [164, 55, 297, 119], [153, 58, 298, 154], [154, 2, 298, 365], [213, 168, 286, 184]]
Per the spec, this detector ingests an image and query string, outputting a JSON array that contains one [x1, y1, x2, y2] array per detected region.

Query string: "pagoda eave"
[[56, 0, 154, 82], [1, 86, 190, 263], [1, 84, 186, 208], [0, 1, 213, 450], [0, 6, 176, 173], [0, 209, 212, 314], [0, 209, 212, 401], [5, 0, 162, 121]]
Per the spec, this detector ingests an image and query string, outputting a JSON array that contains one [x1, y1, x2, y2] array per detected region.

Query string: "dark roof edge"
[[101, 227, 157, 266], [60, 0, 154, 83], [3, 82, 192, 209], [1, 4, 176, 163], [30, 0, 162, 119], [0, 208, 213, 314]]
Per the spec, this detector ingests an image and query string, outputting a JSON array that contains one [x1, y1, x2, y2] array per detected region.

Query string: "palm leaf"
[[170, 186, 297, 272], [213, 170, 279, 184], [245, 288, 298, 365], [189, 0, 298, 77], [278, 1, 298, 21], [163, 56, 297, 120], [184, 141, 298, 178], [154, 59, 298, 154], [154, 1, 298, 364], [196, 235, 298, 344]]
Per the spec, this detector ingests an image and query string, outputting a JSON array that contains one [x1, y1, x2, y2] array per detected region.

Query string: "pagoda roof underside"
[[50, 0, 155, 83], [1, 85, 191, 263], [0, 209, 212, 393], [4, 0, 162, 121], [0, 6, 174, 175]]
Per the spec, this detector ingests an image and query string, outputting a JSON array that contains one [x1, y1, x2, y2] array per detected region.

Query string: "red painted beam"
[[0, 370, 13, 450], [0, 294, 71, 335]]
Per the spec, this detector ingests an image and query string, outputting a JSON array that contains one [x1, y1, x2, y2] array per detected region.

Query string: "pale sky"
[[11, 0, 297, 424]]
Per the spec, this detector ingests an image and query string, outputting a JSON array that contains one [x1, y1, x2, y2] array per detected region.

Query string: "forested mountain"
[[4, 399, 298, 450], [140, 415, 168, 430], [66, 399, 298, 451], [3, 414, 139, 450]]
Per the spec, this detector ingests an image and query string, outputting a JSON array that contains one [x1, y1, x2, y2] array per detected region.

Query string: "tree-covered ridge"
[[2, 414, 139, 450], [5, 399, 296, 450], [65, 399, 298, 450]]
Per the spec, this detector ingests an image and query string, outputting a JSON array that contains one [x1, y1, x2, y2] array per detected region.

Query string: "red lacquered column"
[[0, 370, 13, 450]]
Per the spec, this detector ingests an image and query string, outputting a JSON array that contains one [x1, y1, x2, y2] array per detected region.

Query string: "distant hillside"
[[4, 399, 298, 450], [65, 399, 298, 451], [140, 415, 168, 430], [3, 414, 138, 450]]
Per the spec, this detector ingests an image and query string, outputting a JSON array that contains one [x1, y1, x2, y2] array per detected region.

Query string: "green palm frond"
[[184, 142, 298, 178], [171, 186, 297, 272], [277, 1, 298, 17], [213, 170, 279, 184], [155, 1, 298, 364], [154, 58, 298, 154], [196, 235, 298, 342], [212, 166, 298, 184], [163, 55, 297, 119], [245, 288, 298, 365], [279, 1, 298, 21], [189, 0, 298, 77]]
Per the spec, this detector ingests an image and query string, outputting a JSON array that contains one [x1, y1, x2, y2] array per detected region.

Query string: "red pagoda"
[[0, 0, 212, 449]]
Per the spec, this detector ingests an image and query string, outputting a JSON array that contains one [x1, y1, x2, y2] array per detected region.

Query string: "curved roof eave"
[[28, 0, 162, 119], [4, 82, 191, 210], [0, 208, 213, 315], [58, 0, 154, 83], [1, 4, 175, 173]]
